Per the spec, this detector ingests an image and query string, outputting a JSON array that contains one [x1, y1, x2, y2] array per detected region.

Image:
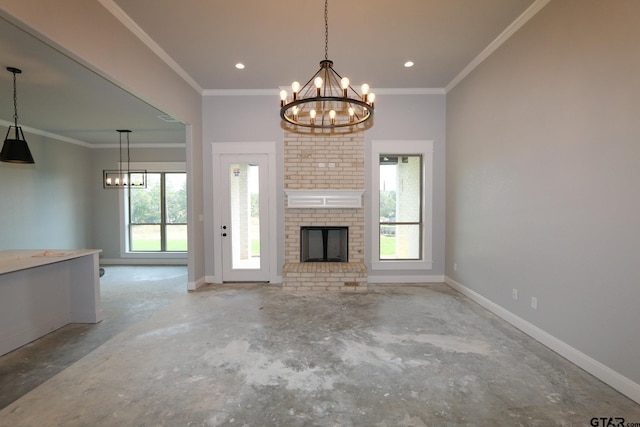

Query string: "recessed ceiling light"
[[235, 63, 245, 70], [404, 61, 414, 68]]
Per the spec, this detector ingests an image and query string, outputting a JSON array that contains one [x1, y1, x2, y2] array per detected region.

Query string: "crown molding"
[[445, 0, 551, 93], [205, 87, 445, 97], [92, 143, 186, 149], [0, 120, 92, 148], [97, 0, 204, 95], [0, 120, 185, 149], [374, 88, 445, 95], [203, 89, 279, 96]]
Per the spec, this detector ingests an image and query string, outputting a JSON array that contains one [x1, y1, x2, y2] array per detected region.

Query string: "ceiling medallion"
[[279, 0, 375, 134]]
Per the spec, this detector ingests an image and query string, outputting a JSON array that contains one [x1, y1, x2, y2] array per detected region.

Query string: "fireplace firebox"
[[300, 226, 348, 262]]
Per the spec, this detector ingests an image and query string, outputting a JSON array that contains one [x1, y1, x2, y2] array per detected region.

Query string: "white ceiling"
[[0, 0, 536, 146], [0, 17, 185, 146], [113, 0, 535, 90]]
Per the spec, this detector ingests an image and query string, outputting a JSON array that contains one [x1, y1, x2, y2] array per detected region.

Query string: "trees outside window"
[[379, 155, 422, 260], [128, 172, 187, 252]]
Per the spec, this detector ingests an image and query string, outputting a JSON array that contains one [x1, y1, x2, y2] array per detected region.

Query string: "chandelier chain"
[[12, 71, 18, 124], [127, 131, 131, 178], [278, 0, 374, 132], [119, 131, 123, 176], [324, 0, 329, 61]]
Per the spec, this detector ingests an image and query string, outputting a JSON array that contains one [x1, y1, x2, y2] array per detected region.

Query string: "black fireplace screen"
[[300, 226, 348, 262]]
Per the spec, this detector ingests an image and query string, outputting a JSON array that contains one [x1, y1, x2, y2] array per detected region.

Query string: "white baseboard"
[[368, 274, 445, 284], [188, 276, 207, 291], [100, 258, 187, 266], [445, 276, 640, 404], [205, 275, 219, 285]]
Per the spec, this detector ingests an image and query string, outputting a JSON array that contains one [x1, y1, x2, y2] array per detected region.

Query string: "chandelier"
[[103, 130, 147, 188], [1, 67, 35, 164], [279, 0, 375, 134]]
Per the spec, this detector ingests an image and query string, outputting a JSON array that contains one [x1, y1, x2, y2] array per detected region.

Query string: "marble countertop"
[[0, 249, 102, 275]]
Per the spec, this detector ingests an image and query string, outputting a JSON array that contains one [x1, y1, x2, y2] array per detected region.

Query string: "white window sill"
[[370, 260, 433, 271], [121, 251, 188, 259]]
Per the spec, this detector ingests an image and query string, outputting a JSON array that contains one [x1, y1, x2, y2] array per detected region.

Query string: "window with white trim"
[[119, 162, 188, 258], [379, 154, 422, 260], [371, 140, 433, 270], [128, 172, 187, 252]]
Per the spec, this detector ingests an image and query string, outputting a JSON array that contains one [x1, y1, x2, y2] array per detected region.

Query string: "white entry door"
[[219, 154, 270, 282]]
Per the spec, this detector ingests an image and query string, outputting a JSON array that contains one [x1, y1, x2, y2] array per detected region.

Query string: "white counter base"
[[0, 250, 102, 356]]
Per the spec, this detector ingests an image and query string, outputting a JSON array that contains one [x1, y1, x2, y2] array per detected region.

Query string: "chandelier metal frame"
[[103, 130, 147, 189], [279, 0, 375, 134]]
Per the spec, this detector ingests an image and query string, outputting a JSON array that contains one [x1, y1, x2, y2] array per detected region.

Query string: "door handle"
[[222, 233, 227, 237]]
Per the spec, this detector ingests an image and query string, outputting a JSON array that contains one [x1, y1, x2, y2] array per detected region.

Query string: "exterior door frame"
[[211, 141, 277, 283]]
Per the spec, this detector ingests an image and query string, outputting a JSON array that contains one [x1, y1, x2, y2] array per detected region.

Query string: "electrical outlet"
[[512, 289, 518, 300], [531, 297, 537, 309], [453, 263, 457, 271]]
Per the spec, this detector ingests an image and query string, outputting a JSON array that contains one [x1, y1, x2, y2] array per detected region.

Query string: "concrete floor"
[[0, 267, 638, 426]]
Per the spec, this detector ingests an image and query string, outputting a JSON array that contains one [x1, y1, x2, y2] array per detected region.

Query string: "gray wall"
[[202, 95, 285, 279], [0, 0, 205, 285], [366, 93, 446, 277], [202, 92, 446, 279], [446, 0, 640, 385], [0, 128, 92, 250], [0, 132, 185, 259], [92, 146, 186, 260]]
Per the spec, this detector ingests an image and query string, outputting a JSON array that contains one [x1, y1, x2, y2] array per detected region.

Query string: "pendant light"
[[279, 0, 375, 134], [103, 130, 147, 188], [1, 67, 35, 164]]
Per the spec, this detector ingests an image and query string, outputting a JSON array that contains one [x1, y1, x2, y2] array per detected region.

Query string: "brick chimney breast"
[[283, 131, 367, 292]]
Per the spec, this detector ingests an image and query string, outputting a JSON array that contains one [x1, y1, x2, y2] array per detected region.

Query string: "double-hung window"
[[371, 140, 433, 270]]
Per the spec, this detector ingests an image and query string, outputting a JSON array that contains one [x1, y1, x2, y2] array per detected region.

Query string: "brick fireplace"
[[282, 131, 367, 291]]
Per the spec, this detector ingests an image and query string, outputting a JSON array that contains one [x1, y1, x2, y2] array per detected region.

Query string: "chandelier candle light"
[[103, 130, 147, 188], [279, 0, 375, 133]]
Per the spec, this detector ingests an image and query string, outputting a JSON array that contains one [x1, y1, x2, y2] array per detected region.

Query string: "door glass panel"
[[229, 163, 260, 269]]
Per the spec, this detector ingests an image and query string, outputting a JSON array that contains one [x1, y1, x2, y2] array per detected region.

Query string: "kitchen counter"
[[0, 249, 102, 356], [0, 249, 102, 275]]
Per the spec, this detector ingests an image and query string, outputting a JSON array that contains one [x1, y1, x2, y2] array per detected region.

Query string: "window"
[[371, 140, 433, 270], [379, 155, 422, 260], [128, 172, 187, 252]]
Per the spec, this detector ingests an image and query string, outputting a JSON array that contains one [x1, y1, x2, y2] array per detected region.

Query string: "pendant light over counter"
[[103, 130, 147, 188], [1, 67, 35, 164]]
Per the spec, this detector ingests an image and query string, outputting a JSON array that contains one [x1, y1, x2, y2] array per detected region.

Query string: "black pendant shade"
[[1, 126, 34, 164], [1, 67, 35, 164]]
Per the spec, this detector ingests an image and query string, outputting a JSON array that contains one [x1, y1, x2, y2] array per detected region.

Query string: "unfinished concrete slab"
[[0, 267, 638, 426]]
